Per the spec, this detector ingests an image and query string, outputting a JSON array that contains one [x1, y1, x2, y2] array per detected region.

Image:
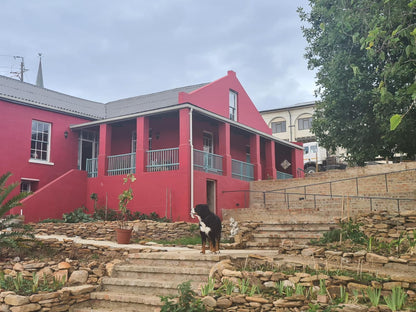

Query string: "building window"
[[229, 90, 238, 121], [298, 117, 313, 130], [30, 120, 51, 161], [271, 121, 286, 133]]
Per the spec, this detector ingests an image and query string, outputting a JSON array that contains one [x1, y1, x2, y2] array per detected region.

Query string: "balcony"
[[107, 153, 136, 176], [193, 149, 223, 175], [232, 159, 254, 181], [146, 148, 179, 172]]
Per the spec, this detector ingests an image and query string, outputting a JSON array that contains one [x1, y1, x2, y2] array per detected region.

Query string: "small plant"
[[200, 277, 215, 296], [285, 284, 294, 296], [222, 279, 235, 295], [238, 278, 251, 294], [63, 206, 94, 223], [339, 285, 348, 303], [275, 280, 285, 296], [383, 286, 407, 311], [249, 284, 260, 296], [295, 284, 305, 295], [118, 174, 136, 229], [407, 229, 416, 255], [308, 303, 320, 312], [160, 281, 206, 312], [318, 279, 327, 295], [366, 287, 381, 307]]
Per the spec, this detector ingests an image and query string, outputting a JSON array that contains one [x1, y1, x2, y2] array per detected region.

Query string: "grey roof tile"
[[0, 75, 105, 119], [105, 83, 208, 118]]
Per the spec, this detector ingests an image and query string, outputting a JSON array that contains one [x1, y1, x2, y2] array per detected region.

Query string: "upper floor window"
[[229, 90, 238, 121], [30, 120, 51, 162], [271, 120, 286, 133], [298, 117, 313, 130]]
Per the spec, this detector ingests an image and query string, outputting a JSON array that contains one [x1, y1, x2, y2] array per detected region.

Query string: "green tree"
[[0, 172, 33, 256], [299, 0, 416, 165]]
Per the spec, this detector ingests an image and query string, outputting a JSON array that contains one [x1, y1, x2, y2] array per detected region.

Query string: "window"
[[30, 120, 51, 162], [229, 90, 238, 121], [271, 121, 286, 133], [298, 117, 313, 130]]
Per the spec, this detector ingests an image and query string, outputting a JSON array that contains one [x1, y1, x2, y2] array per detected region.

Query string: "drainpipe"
[[288, 110, 293, 142], [190, 108, 195, 218]]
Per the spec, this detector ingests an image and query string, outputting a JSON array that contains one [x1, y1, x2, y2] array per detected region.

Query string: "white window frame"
[[29, 120, 54, 165], [298, 117, 313, 130], [229, 90, 238, 121]]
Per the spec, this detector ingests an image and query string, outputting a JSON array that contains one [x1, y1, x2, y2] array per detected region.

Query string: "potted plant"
[[115, 173, 136, 244]]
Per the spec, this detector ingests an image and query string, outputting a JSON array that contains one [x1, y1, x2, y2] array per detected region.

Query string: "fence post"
[[330, 182, 333, 198], [385, 173, 389, 193], [370, 198, 373, 212], [263, 192, 266, 208], [356, 177, 359, 196]]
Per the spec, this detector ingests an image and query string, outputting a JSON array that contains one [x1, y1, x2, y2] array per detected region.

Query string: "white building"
[[260, 101, 316, 143]]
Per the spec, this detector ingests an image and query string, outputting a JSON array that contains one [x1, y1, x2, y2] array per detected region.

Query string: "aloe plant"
[[366, 287, 381, 307], [384, 287, 407, 311]]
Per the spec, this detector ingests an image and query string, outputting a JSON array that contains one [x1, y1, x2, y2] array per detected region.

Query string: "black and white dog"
[[191, 204, 221, 254]]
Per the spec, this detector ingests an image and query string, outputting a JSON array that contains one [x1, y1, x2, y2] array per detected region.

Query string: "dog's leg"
[[201, 233, 206, 254], [216, 238, 220, 253], [209, 239, 214, 253]]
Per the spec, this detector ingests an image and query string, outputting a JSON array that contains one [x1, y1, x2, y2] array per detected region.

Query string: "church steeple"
[[36, 53, 44, 88]]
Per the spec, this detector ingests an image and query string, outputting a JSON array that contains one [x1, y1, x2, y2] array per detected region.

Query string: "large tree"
[[299, 0, 416, 165]]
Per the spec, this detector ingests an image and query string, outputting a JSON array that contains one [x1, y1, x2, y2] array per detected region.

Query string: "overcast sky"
[[0, 1, 316, 111]]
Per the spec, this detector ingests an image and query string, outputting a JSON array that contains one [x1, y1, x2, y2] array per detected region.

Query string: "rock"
[[347, 282, 368, 291], [35, 267, 53, 280], [230, 295, 246, 304], [353, 250, 367, 257], [366, 253, 388, 264], [9, 303, 41, 312], [201, 296, 216, 307], [222, 269, 242, 278], [68, 270, 88, 285], [263, 281, 275, 288], [216, 297, 232, 309], [301, 247, 316, 257], [53, 270, 68, 283], [383, 281, 403, 290], [57, 262, 71, 270], [12, 263, 24, 271], [273, 299, 303, 307], [332, 304, 368, 311], [4, 295, 30, 306], [245, 296, 269, 303]]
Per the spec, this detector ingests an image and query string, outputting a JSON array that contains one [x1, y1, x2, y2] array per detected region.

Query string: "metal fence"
[[193, 149, 223, 175], [107, 153, 136, 176], [232, 159, 254, 181], [86, 158, 98, 177], [146, 148, 179, 172]]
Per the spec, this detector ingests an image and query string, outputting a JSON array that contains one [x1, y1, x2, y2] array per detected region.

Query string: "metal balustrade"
[[86, 158, 98, 177], [232, 159, 254, 181], [107, 153, 136, 176], [193, 149, 223, 175], [146, 148, 179, 172], [277, 170, 293, 180]]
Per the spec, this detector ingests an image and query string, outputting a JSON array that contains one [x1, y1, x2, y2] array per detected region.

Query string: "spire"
[[36, 53, 44, 88]]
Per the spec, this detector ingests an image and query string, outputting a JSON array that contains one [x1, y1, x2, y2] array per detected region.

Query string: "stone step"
[[100, 276, 191, 296], [256, 223, 337, 232], [113, 264, 210, 283], [252, 232, 323, 241], [127, 251, 225, 267], [70, 291, 162, 312]]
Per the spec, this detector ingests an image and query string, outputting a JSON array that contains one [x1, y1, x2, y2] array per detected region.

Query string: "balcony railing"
[[107, 153, 136, 176], [232, 159, 254, 181], [86, 158, 98, 178], [193, 149, 223, 175], [146, 148, 179, 172], [277, 170, 293, 180]]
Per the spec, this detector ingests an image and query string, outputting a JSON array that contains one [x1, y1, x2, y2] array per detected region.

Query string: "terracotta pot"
[[115, 228, 132, 244]]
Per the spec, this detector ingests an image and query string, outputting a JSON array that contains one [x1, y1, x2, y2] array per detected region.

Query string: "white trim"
[[28, 159, 55, 166], [20, 177, 40, 181]]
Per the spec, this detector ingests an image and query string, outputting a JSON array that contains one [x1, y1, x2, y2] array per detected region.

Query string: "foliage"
[[92, 206, 119, 221], [118, 174, 136, 229], [200, 277, 215, 296], [312, 218, 368, 245], [383, 286, 407, 311], [151, 234, 201, 246], [366, 287, 381, 307], [298, 0, 416, 164], [160, 281, 206, 312], [63, 206, 94, 223], [0, 271, 66, 296], [0, 172, 33, 257]]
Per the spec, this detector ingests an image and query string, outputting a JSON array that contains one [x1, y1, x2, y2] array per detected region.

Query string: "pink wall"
[[0, 100, 91, 197], [10, 169, 87, 223], [179, 71, 272, 135]]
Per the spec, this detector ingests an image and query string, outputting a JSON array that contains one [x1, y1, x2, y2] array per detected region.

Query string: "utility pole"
[[10, 56, 28, 82]]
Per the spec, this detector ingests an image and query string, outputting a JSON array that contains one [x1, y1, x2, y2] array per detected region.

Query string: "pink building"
[[1, 71, 303, 223]]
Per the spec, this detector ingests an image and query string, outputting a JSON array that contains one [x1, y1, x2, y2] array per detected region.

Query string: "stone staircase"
[[71, 251, 224, 312], [246, 221, 338, 249]]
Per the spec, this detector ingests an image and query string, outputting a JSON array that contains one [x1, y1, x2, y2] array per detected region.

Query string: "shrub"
[[160, 281, 206, 312]]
